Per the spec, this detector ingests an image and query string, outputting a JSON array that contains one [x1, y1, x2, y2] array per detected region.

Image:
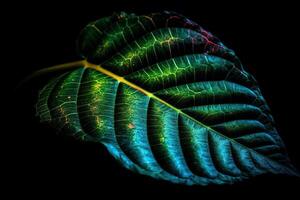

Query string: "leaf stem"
[[16, 60, 85, 89]]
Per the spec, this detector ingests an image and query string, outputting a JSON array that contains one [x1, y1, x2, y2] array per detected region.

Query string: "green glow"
[[35, 11, 299, 186]]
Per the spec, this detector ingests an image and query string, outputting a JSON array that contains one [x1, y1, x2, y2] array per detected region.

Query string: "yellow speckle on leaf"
[[93, 82, 102, 90], [95, 116, 104, 129], [128, 123, 135, 129], [159, 135, 165, 143]]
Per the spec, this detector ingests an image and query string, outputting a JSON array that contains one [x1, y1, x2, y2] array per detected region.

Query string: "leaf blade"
[[36, 11, 299, 185]]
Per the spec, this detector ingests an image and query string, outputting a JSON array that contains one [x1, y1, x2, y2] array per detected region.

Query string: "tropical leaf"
[[36, 11, 299, 185]]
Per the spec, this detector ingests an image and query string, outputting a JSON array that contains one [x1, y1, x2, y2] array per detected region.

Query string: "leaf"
[[36, 11, 299, 185]]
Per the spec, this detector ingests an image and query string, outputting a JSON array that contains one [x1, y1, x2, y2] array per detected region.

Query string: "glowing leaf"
[[36, 11, 299, 185]]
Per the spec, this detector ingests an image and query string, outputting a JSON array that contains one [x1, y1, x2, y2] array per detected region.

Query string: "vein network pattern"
[[35, 11, 299, 185]]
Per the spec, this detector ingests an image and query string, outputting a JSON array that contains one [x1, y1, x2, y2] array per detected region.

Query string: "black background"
[[4, 0, 300, 198]]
